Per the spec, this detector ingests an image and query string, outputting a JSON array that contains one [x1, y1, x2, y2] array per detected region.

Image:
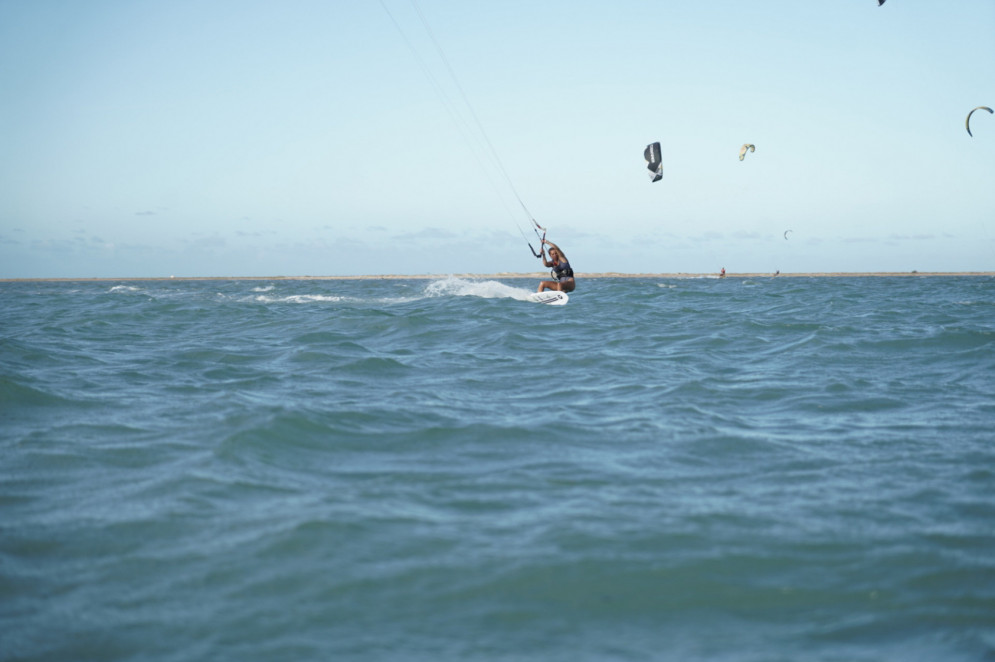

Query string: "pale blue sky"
[[1, 0, 993, 277]]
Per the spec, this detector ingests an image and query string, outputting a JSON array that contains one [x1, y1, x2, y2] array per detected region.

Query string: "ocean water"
[[2, 275, 994, 661]]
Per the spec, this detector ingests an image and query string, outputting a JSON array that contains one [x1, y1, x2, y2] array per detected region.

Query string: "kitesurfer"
[[720, 267, 726, 278], [538, 239, 575, 293]]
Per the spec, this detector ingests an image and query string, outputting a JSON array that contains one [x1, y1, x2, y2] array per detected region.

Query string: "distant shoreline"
[[2, 272, 993, 283]]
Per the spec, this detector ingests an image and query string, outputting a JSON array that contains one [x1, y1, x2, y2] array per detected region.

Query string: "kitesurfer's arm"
[[540, 240, 553, 267], [543, 240, 567, 264]]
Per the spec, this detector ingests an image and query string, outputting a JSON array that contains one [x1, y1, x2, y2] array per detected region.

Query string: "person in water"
[[538, 239, 575, 293]]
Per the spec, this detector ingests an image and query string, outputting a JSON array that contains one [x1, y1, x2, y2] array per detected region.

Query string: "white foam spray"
[[423, 277, 531, 301]]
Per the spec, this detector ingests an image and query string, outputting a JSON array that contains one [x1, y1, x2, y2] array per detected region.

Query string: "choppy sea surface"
[[2, 275, 994, 661]]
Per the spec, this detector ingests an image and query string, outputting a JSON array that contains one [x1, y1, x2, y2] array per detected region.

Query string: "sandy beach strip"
[[2, 272, 992, 283]]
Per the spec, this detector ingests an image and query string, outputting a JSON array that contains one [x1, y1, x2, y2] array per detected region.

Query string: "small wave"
[[251, 285, 275, 293], [245, 291, 422, 306], [671, 275, 721, 280], [108, 285, 141, 293], [252, 294, 350, 304], [424, 277, 531, 301], [0, 377, 77, 409]]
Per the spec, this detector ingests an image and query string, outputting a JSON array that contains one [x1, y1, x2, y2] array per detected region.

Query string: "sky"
[[1, 0, 993, 278]]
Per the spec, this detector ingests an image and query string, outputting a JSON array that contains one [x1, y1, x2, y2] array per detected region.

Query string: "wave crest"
[[424, 277, 530, 301]]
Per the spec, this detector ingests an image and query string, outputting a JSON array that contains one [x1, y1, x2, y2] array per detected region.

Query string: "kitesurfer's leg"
[[538, 280, 560, 292]]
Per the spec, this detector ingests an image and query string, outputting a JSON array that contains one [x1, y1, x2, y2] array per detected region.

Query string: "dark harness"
[[551, 259, 574, 281]]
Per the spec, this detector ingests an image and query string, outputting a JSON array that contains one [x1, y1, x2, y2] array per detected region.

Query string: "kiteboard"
[[527, 291, 569, 306]]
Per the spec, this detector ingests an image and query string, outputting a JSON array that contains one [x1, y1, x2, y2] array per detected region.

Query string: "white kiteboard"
[[527, 291, 569, 306]]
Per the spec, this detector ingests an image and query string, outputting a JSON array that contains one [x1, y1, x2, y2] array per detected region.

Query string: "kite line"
[[377, 0, 544, 258]]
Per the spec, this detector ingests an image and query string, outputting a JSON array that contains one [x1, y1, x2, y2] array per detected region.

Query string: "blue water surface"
[[2, 276, 994, 661]]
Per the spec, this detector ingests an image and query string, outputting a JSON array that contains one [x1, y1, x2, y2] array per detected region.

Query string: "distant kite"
[[739, 144, 755, 161], [783, 230, 792, 240], [966, 106, 993, 137], [645, 142, 663, 182], [878, 0, 885, 6]]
